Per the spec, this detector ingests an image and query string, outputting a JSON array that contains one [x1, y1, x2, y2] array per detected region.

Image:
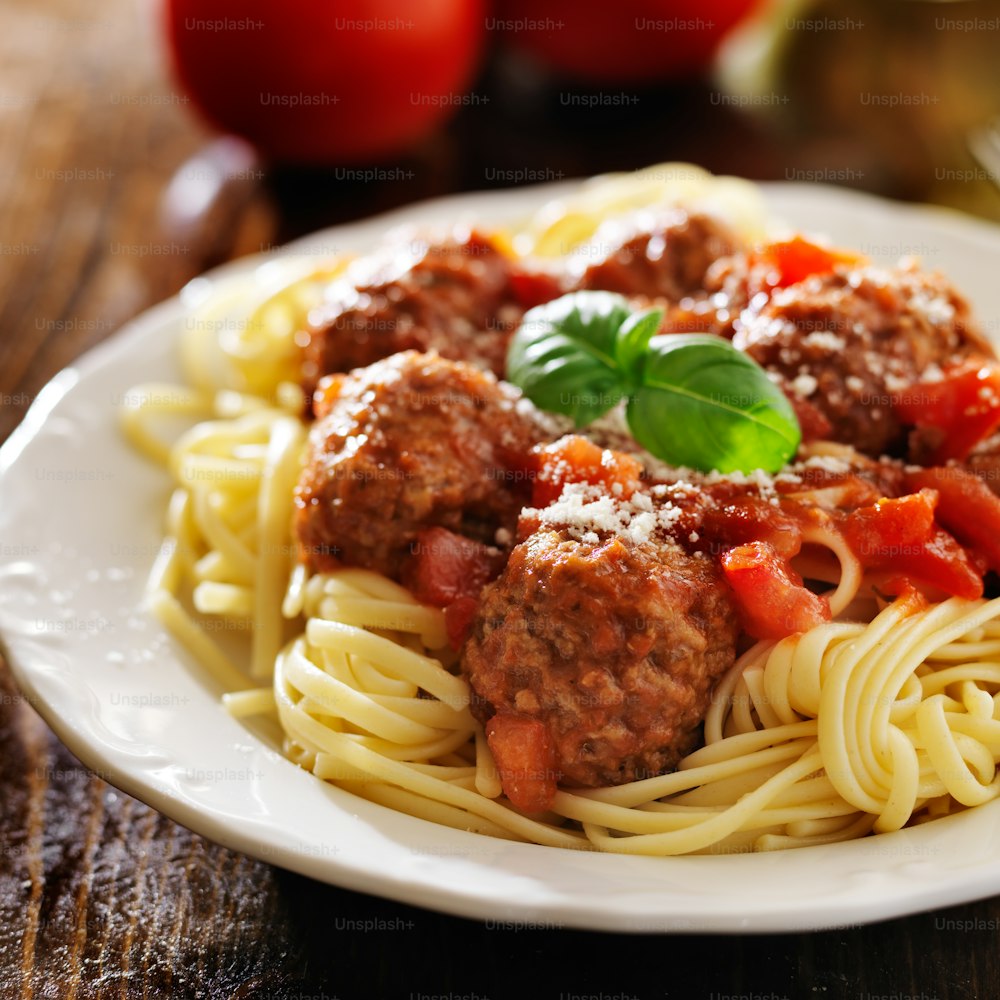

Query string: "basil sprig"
[[507, 291, 801, 474]]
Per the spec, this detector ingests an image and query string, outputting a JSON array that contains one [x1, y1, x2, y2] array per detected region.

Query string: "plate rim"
[[6, 177, 1000, 933]]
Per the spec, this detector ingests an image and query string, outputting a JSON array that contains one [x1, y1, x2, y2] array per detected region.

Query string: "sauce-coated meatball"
[[735, 266, 991, 457], [574, 210, 745, 304], [462, 518, 739, 798], [300, 230, 521, 407], [295, 352, 542, 577]]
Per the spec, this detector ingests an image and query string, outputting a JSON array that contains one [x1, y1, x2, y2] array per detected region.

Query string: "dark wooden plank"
[[3, 0, 1000, 998]]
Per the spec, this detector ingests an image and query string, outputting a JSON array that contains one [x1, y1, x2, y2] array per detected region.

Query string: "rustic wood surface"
[[3, 1, 1000, 997]]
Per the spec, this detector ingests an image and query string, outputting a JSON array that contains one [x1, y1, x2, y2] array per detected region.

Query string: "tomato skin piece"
[[404, 527, 502, 608], [486, 713, 558, 813], [891, 530, 984, 600], [841, 491, 936, 555], [721, 541, 831, 641], [164, 0, 487, 164], [841, 490, 983, 600], [895, 361, 1000, 464], [905, 466, 1000, 573], [509, 268, 564, 310], [530, 436, 644, 508], [444, 596, 479, 650], [751, 237, 860, 289]]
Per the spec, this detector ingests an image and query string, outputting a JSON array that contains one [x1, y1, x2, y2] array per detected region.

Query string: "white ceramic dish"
[[4, 181, 1000, 934]]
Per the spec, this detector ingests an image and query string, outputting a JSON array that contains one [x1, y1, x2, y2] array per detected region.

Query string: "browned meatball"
[[462, 516, 739, 790], [734, 266, 991, 457], [300, 229, 522, 406], [574, 210, 746, 304], [295, 352, 542, 577], [657, 253, 752, 340]]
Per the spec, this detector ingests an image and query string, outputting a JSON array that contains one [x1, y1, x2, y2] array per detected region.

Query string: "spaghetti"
[[124, 165, 1000, 856]]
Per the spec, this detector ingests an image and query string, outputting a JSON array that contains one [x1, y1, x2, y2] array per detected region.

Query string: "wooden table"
[[2, 2, 999, 997]]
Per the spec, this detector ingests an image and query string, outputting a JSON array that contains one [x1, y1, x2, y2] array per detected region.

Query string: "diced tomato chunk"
[[721, 541, 831, 640], [530, 435, 643, 508], [894, 360, 1000, 464], [890, 529, 984, 600], [404, 527, 503, 608], [486, 713, 558, 814], [841, 491, 937, 555], [752, 237, 860, 289], [841, 489, 982, 599], [509, 267, 564, 310], [443, 596, 479, 651], [906, 465, 1000, 573]]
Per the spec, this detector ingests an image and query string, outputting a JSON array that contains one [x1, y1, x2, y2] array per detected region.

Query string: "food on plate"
[[121, 164, 1000, 855], [465, 519, 740, 808], [296, 351, 541, 577], [734, 267, 992, 456], [300, 231, 523, 407]]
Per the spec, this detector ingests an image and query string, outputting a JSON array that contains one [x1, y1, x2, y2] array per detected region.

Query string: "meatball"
[[295, 352, 542, 577], [574, 210, 745, 303], [658, 253, 751, 339], [462, 517, 739, 796], [300, 229, 522, 406], [734, 266, 991, 457]]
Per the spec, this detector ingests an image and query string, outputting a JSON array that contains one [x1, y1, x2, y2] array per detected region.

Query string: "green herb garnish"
[[507, 291, 801, 474]]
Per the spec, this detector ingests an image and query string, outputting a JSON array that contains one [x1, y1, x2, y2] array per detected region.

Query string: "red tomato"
[[529, 435, 643, 508], [486, 713, 558, 813], [508, 266, 564, 310], [164, 0, 487, 164], [894, 361, 1000, 464], [404, 527, 503, 607], [841, 490, 983, 600], [493, 0, 759, 82], [701, 495, 804, 559], [841, 491, 938, 555], [905, 466, 1000, 575], [721, 541, 831, 640], [443, 596, 479, 651], [751, 237, 861, 290]]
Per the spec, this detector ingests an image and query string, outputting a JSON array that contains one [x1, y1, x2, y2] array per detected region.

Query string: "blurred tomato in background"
[[495, 0, 758, 82], [164, 0, 488, 164], [164, 0, 759, 167]]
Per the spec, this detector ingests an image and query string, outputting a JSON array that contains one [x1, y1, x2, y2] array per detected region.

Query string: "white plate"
[[5, 181, 1000, 934]]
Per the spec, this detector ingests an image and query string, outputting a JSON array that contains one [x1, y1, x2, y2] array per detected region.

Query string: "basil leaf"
[[614, 306, 663, 382], [626, 334, 801, 474], [506, 292, 801, 474], [507, 291, 631, 426]]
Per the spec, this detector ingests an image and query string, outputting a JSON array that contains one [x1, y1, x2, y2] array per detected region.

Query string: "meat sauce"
[[520, 436, 996, 638], [292, 209, 1000, 814]]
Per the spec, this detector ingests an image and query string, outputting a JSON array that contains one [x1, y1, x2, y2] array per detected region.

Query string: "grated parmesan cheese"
[[803, 331, 845, 352], [790, 373, 818, 397], [528, 482, 685, 545]]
